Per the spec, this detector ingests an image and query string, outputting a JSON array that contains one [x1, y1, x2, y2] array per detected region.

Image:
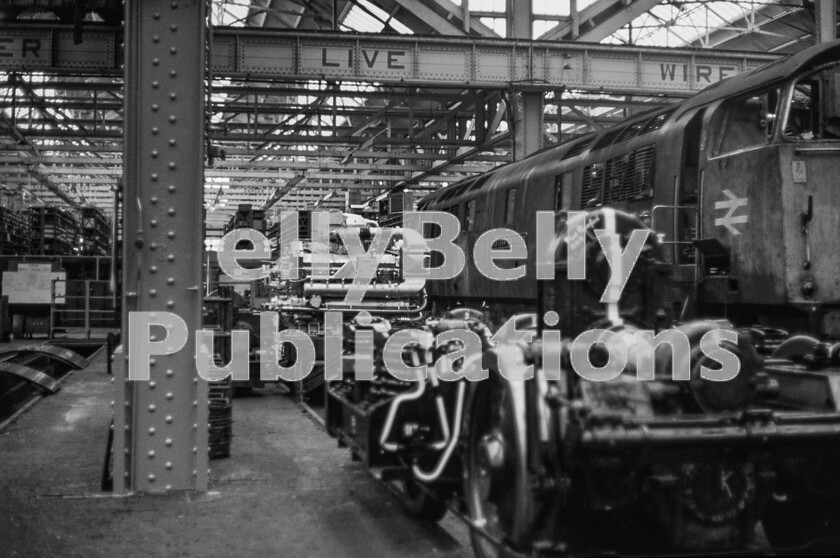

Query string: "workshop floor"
[[0, 346, 470, 557]]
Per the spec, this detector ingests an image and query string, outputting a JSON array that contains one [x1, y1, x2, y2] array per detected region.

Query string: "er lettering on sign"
[[0, 37, 42, 59]]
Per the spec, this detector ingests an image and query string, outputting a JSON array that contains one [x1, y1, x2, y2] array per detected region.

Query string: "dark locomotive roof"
[[418, 105, 668, 208]]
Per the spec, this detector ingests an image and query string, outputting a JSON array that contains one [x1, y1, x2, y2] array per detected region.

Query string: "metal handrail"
[[651, 204, 699, 246], [50, 279, 118, 339]]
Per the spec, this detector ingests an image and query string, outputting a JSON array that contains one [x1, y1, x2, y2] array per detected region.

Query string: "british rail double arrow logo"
[[714, 190, 749, 235]]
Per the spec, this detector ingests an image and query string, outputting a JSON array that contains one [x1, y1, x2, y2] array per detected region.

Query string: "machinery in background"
[[255, 210, 425, 401], [209, 205, 425, 397], [0, 204, 113, 257], [210, 204, 270, 393], [201, 287, 234, 459]]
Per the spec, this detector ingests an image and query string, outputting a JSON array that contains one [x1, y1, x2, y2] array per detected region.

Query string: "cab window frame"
[[504, 188, 516, 224], [781, 61, 840, 142], [710, 84, 782, 157]]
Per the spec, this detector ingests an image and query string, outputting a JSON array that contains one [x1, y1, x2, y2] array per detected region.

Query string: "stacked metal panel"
[[29, 206, 80, 255], [378, 191, 415, 228], [203, 286, 235, 460], [80, 206, 111, 256], [0, 206, 31, 255], [223, 203, 266, 234]]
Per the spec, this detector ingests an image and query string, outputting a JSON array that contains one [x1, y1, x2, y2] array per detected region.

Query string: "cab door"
[[675, 109, 705, 265], [700, 86, 785, 307]]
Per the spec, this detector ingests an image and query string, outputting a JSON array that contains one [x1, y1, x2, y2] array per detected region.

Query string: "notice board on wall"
[[2, 263, 66, 304]]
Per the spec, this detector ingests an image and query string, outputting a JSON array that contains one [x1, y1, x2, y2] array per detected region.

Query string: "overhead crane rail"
[[0, 23, 782, 96]]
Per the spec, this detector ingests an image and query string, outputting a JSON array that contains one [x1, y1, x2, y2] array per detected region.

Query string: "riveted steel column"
[[116, 0, 208, 492]]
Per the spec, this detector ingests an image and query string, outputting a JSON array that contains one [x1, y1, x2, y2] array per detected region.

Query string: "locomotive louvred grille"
[[562, 137, 594, 160], [579, 110, 672, 161], [588, 112, 671, 155], [616, 121, 645, 143], [606, 145, 655, 203], [581, 164, 604, 208], [583, 145, 654, 208], [640, 110, 673, 135], [468, 174, 493, 191], [378, 192, 415, 227], [390, 193, 404, 213], [603, 157, 625, 205], [592, 127, 624, 151], [439, 184, 465, 202]]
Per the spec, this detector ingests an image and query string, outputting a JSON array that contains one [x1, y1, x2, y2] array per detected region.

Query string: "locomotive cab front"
[[690, 52, 840, 340]]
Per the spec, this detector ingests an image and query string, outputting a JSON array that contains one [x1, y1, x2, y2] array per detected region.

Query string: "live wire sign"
[[2, 23, 779, 94]]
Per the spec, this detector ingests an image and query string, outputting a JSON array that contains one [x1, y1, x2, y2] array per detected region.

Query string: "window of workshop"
[[504, 188, 516, 224], [464, 200, 476, 231], [554, 173, 568, 212]]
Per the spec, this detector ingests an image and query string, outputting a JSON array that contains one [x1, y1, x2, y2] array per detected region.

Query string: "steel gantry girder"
[[189, 27, 785, 95], [0, 24, 781, 95]]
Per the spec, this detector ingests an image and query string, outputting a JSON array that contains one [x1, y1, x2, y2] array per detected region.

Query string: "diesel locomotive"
[[419, 39, 840, 343], [323, 39, 840, 557]]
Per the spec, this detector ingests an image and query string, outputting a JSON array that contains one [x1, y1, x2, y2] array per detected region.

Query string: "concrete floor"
[[0, 347, 471, 558]]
